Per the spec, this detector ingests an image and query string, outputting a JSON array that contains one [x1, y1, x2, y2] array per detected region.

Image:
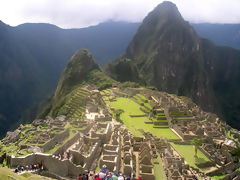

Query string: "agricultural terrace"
[[102, 88, 212, 172], [103, 93, 179, 139], [170, 143, 211, 170]]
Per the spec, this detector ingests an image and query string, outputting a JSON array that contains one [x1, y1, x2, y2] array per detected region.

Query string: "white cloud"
[[0, 0, 240, 28]]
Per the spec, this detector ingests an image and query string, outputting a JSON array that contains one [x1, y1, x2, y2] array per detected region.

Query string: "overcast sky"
[[0, 0, 240, 28]]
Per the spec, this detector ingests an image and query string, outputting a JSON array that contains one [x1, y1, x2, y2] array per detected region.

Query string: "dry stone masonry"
[[1, 86, 240, 180]]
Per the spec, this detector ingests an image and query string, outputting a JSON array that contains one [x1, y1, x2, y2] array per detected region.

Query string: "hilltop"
[[40, 49, 116, 119]]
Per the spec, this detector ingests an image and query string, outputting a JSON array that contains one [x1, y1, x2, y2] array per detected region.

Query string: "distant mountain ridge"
[[1, 10, 240, 136], [192, 23, 240, 50], [0, 20, 138, 137]]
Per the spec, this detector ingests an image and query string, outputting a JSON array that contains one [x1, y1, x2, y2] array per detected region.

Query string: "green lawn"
[[153, 155, 167, 180], [170, 143, 211, 170], [211, 174, 226, 180], [107, 97, 179, 139]]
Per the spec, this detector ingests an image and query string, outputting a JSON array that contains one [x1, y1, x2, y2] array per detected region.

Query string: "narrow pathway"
[[134, 152, 139, 177]]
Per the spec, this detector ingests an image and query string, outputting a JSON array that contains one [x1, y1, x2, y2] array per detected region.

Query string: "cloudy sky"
[[0, 0, 240, 28]]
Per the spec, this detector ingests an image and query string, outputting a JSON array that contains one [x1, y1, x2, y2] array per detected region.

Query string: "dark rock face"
[[107, 1, 240, 128]]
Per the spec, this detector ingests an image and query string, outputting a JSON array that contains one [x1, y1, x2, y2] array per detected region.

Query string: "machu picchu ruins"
[[1, 86, 240, 180], [1, 1, 240, 180]]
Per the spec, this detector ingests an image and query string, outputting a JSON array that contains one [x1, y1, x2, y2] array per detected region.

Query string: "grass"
[[211, 174, 226, 180], [46, 131, 68, 154], [153, 155, 167, 180], [46, 129, 76, 154], [170, 143, 211, 170], [0, 167, 54, 180], [51, 87, 90, 119], [106, 97, 179, 139]]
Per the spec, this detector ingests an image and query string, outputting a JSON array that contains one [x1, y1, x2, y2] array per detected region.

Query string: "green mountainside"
[[106, 1, 240, 129], [0, 21, 50, 136], [40, 49, 115, 118]]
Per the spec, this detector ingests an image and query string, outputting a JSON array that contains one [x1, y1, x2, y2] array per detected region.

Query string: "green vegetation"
[[106, 97, 179, 139], [39, 123, 48, 129], [106, 57, 142, 83], [0, 143, 19, 156], [170, 143, 211, 170], [54, 87, 89, 119], [153, 155, 167, 180], [0, 167, 53, 180], [46, 129, 76, 154], [210, 174, 226, 180], [230, 146, 240, 160], [191, 138, 203, 156], [113, 109, 124, 123], [85, 69, 116, 90], [119, 81, 140, 88], [39, 49, 116, 119]]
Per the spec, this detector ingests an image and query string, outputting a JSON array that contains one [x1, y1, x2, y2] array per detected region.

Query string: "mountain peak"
[[67, 48, 99, 71], [155, 1, 178, 12], [54, 49, 99, 97], [147, 1, 182, 22], [125, 0, 198, 61]]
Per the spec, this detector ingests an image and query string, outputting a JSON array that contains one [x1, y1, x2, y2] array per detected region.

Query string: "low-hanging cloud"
[[0, 0, 240, 28]]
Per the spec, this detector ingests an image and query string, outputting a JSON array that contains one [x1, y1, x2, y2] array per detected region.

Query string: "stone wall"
[[206, 162, 238, 176], [70, 150, 86, 167], [80, 123, 94, 134], [54, 133, 80, 155], [92, 123, 112, 144], [10, 153, 84, 177], [84, 142, 101, 170], [41, 129, 69, 152]]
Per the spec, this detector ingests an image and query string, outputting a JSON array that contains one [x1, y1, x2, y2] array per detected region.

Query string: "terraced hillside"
[[101, 88, 229, 175], [1, 85, 240, 179], [55, 87, 90, 119]]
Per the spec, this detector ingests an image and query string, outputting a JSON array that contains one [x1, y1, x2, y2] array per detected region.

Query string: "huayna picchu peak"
[[1, 1, 240, 180], [40, 49, 116, 119], [54, 49, 101, 98], [107, 0, 240, 130]]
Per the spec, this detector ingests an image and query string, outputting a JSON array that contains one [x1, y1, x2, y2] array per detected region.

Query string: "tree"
[[191, 138, 203, 157], [114, 109, 124, 123], [230, 145, 240, 162]]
